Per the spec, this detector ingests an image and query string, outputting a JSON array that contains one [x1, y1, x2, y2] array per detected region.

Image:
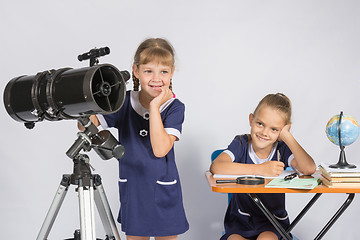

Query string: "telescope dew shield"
[[3, 64, 128, 124]]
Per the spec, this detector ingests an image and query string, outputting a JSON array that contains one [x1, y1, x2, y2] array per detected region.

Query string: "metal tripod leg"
[[36, 173, 121, 240], [78, 178, 97, 240], [93, 175, 121, 240], [37, 175, 71, 240]]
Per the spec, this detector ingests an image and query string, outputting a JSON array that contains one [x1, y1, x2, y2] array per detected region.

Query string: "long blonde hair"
[[132, 38, 175, 91]]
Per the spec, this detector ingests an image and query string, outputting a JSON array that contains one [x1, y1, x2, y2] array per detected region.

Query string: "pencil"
[[277, 150, 280, 161]]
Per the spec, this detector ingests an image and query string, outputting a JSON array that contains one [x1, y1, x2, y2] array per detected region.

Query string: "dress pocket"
[[236, 208, 254, 229], [118, 178, 128, 204], [273, 212, 289, 221], [155, 179, 179, 209]]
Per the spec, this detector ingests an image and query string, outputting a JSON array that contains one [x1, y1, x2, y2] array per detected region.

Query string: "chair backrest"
[[211, 149, 232, 203], [211, 149, 225, 162]]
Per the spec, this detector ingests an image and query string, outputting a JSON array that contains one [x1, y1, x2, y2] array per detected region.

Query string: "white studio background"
[[1, 1, 360, 239]]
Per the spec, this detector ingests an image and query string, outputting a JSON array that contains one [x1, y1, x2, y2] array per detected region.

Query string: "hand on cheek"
[[150, 87, 173, 109], [279, 124, 291, 142]]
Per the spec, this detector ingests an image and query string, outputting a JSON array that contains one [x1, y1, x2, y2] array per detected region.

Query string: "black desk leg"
[[314, 193, 355, 240], [249, 193, 293, 240], [286, 193, 323, 233]]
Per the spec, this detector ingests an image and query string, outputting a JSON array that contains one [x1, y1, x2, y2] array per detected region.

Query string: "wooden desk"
[[206, 171, 360, 240]]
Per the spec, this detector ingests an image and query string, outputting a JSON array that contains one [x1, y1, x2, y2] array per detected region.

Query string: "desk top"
[[205, 171, 360, 193]]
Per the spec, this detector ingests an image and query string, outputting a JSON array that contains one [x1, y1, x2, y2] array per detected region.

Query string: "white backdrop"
[[1, 1, 360, 239]]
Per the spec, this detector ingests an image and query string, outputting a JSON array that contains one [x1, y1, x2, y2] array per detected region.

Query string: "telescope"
[[3, 47, 127, 239], [3, 47, 129, 160], [3, 63, 129, 129]]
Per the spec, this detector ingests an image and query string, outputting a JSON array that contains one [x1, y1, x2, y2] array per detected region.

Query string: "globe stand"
[[329, 146, 356, 169], [329, 111, 357, 169]]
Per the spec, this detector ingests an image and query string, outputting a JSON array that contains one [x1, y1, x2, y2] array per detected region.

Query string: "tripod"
[[37, 117, 123, 240]]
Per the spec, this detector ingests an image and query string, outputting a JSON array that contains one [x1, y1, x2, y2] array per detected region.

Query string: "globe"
[[326, 114, 360, 146]]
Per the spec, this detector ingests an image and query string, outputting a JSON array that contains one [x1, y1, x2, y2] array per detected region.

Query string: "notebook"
[[265, 177, 321, 189]]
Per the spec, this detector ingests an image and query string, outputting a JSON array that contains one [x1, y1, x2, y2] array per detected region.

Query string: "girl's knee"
[[126, 236, 150, 240], [155, 236, 177, 240], [228, 234, 247, 240], [257, 231, 278, 240]]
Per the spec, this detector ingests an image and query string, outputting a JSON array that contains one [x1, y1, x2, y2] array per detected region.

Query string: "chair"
[[211, 149, 232, 203]]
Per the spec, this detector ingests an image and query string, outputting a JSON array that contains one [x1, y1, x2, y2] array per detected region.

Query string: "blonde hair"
[[253, 93, 292, 124], [132, 38, 175, 91]]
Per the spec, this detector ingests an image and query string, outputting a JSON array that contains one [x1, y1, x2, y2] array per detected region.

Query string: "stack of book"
[[319, 162, 360, 188]]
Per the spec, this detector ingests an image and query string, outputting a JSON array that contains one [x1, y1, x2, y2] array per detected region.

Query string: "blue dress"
[[220, 135, 293, 240], [100, 90, 189, 236]]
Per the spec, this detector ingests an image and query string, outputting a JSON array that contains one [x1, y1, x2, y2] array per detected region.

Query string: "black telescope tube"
[[3, 64, 127, 126]]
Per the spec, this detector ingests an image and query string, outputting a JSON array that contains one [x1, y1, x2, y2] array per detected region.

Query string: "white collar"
[[130, 91, 175, 119], [249, 142, 278, 164]]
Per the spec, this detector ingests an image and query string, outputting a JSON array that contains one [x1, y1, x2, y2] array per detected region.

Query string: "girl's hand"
[[278, 124, 291, 142], [259, 161, 285, 176], [147, 87, 176, 158], [149, 87, 173, 109]]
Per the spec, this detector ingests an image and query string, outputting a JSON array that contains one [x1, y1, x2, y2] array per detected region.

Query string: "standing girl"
[[210, 93, 316, 240], [90, 38, 189, 240]]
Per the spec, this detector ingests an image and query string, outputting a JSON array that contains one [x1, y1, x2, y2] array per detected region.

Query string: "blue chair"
[[211, 149, 225, 162], [211, 149, 232, 203]]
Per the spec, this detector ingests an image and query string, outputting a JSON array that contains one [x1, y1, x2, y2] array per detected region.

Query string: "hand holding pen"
[[278, 150, 299, 181], [259, 156, 284, 177]]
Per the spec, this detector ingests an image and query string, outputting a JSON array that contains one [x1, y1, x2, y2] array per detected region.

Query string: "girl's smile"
[[133, 62, 174, 97], [256, 134, 270, 142], [249, 105, 286, 157], [149, 83, 163, 91]]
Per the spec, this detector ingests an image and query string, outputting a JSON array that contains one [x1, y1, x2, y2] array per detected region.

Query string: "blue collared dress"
[[99, 90, 189, 237], [220, 134, 293, 240]]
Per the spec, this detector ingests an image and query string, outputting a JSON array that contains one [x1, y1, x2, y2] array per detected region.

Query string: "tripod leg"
[[37, 175, 71, 240], [93, 175, 121, 240], [78, 178, 97, 240]]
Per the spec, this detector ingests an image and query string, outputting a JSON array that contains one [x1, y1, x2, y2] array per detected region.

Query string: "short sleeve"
[[224, 135, 247, 163], [277, 141, 294, 168], [161, 100, 185, 141]]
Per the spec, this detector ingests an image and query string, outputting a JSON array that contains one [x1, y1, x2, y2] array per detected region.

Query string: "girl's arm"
[[149, 88, 177, 158], [78, 115, 100, 131], [210, 152, 285, 177], [280, 125, 316, 175]]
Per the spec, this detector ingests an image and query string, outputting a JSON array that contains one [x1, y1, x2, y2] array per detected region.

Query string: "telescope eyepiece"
[[78, 47, 110, 62]]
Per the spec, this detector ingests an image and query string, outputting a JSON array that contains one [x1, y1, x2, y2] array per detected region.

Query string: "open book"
[[265, 177, 321, 189]]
